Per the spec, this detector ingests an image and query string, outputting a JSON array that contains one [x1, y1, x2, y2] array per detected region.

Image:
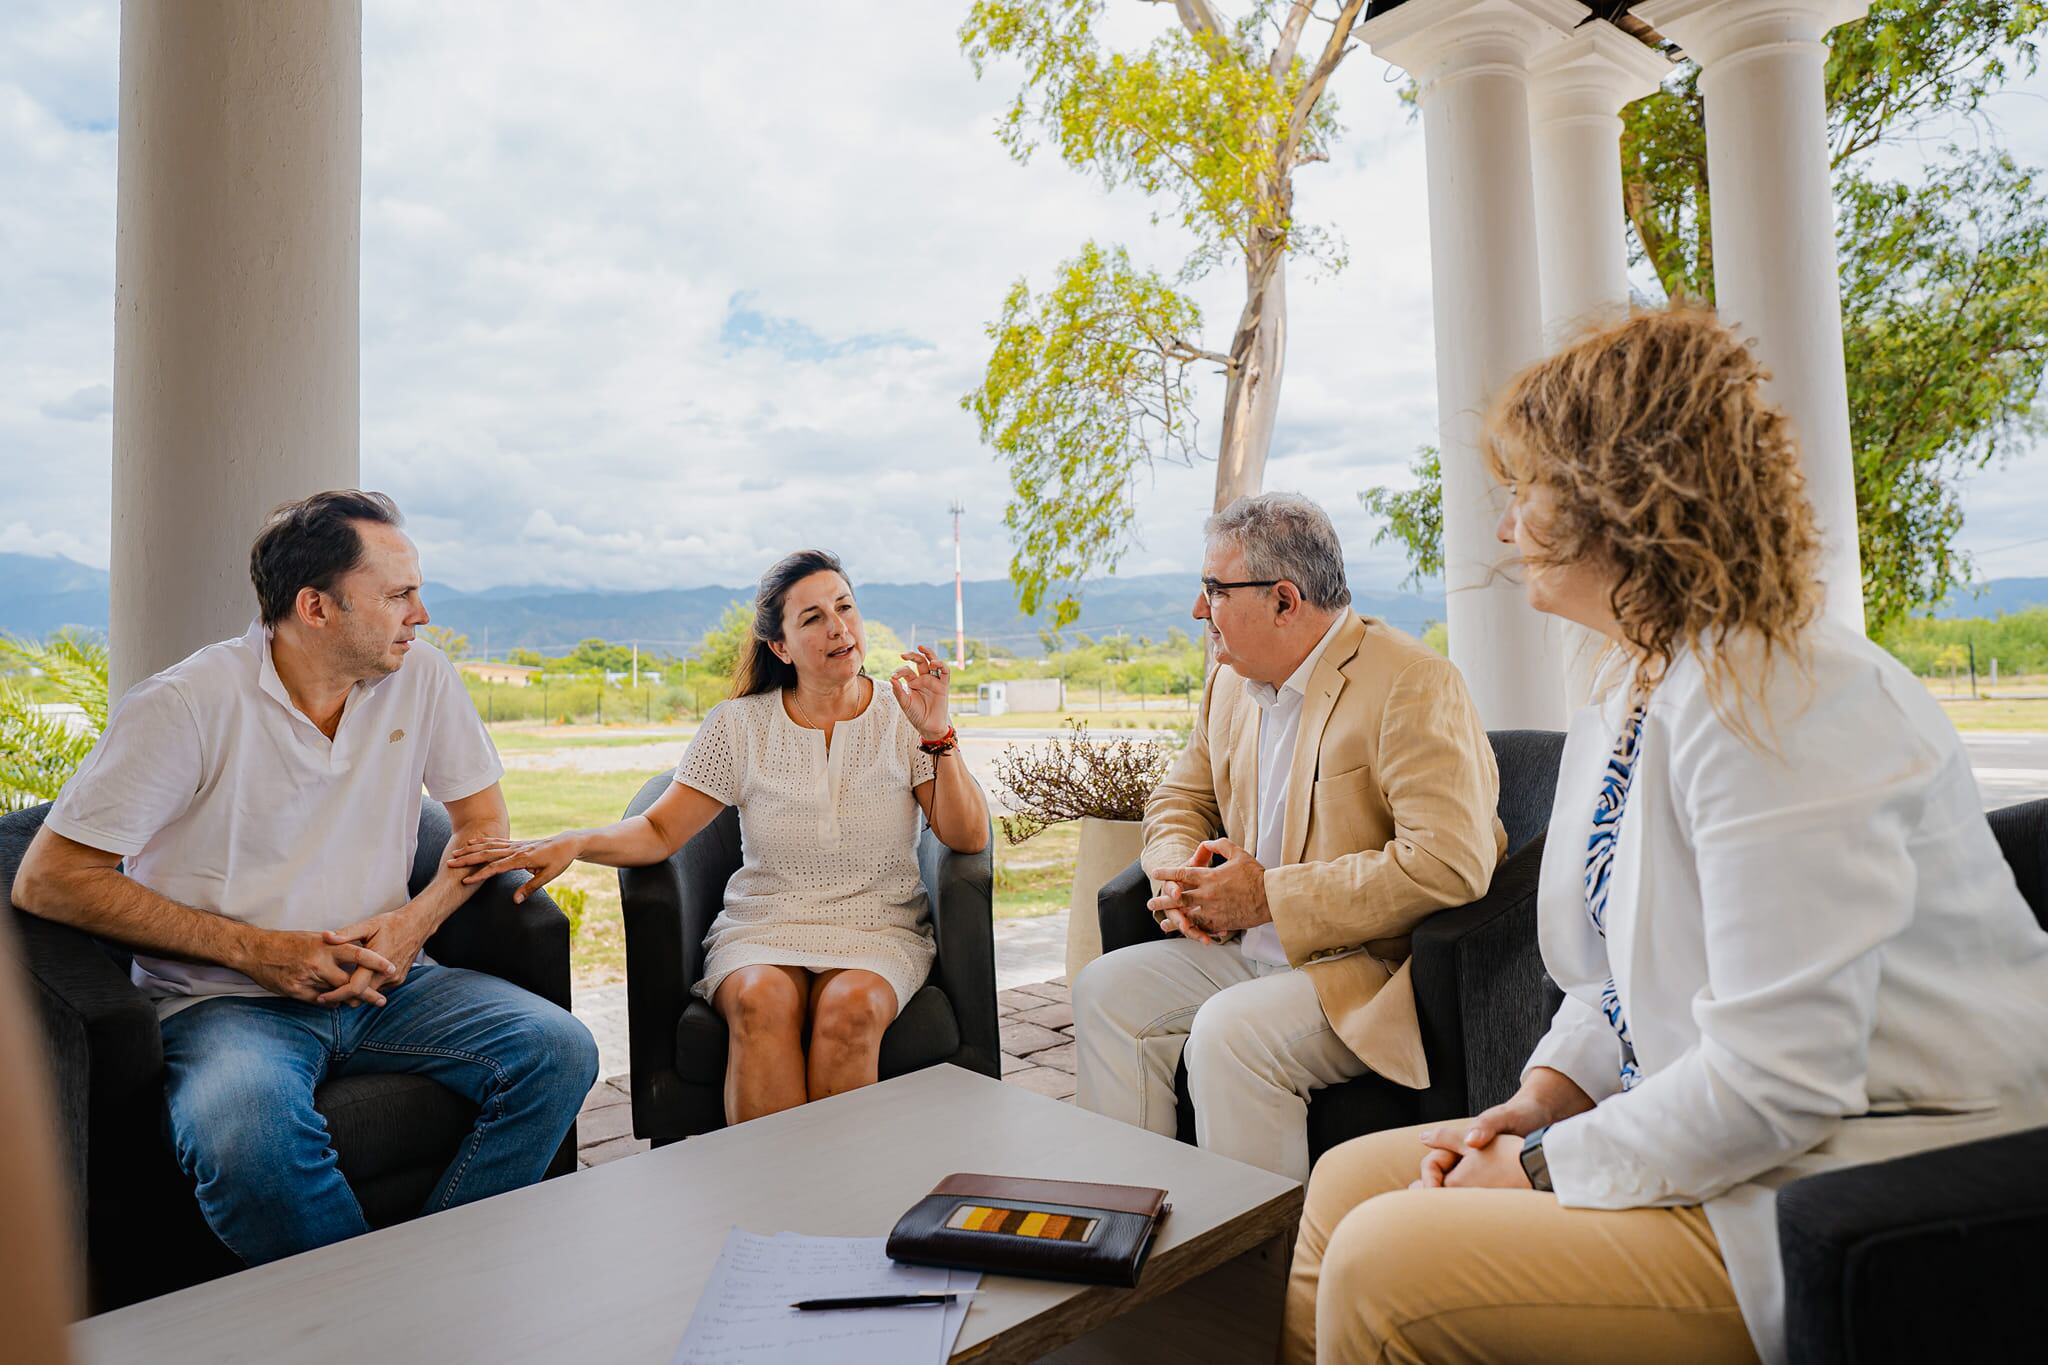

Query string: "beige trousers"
[[1072, 938, 1369, 1183], [1282, 1120, 1758, 1364]]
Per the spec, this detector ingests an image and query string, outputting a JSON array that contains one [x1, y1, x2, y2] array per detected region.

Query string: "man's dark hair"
[[249, 490, 404, 626]]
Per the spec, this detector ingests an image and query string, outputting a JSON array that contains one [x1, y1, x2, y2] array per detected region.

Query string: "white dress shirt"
[[1239, 612, 1349, 966]]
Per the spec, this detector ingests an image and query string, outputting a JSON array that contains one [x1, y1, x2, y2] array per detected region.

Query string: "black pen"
[[791, 1292, 965, 1311]]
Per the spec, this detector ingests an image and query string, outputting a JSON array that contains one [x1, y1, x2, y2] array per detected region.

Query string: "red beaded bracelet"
[[918, 725, 958, 755]]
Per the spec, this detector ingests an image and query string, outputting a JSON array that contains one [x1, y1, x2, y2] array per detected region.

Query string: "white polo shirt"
[[45, 620, 503, 1017]]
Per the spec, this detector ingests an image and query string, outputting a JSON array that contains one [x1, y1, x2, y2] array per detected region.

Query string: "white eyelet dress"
[[674, 682, 939, 1017]]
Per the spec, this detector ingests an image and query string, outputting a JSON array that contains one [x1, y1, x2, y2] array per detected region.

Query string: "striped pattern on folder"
[[947, 1203, 1096, 1241]]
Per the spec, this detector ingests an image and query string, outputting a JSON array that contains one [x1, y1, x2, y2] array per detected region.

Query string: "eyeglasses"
[[1199, 577, 1282, 605]]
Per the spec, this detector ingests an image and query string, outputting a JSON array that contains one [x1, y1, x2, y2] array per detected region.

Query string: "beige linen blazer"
[[1141, 612, 1506, 1089]]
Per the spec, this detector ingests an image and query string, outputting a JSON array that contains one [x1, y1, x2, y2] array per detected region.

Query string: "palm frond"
[[0, 632, 110, 812]]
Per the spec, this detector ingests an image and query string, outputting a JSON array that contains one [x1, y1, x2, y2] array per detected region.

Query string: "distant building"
[[460, 661, 541, 688], [975, 678, 1064, 716]]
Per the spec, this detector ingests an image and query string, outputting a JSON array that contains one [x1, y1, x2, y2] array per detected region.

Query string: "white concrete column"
[[1528, 21, 1670, 339], [112, 1, 363, 698], [1360, 0, 1588, 730], [1637, 0, 1869, 633], [1527, 21, 1669, 706]]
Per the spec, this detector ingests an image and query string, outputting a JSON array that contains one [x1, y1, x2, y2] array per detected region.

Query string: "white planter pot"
[[1065, 817, 1146, 983]]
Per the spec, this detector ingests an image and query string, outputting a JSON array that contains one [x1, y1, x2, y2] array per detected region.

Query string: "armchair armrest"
[[920, 822, 997, 1076], [11, 912, 162, 1107], [1096, 858, 1162, 956], [424, 875, 571, 1011], [619, 774, 737, 1126], [410, 798, 570, 1009], [11, 911, 151, 1217], [1407, 832, 1554, 1118], [1779, 1124, 2048, 1364]]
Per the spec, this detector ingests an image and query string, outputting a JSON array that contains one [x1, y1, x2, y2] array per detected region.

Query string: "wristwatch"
[[1518, 1125, 1553, 1192]]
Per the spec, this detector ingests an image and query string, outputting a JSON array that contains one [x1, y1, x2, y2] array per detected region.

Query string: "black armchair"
[[2, 800, 578, 1311], [1094, 729, 1567, 1161], [1776, 796, 2048, 1364], [617, 772, 999, 1144]]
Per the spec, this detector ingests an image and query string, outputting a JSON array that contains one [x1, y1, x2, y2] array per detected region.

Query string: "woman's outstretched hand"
[[447, 831, 587, 902], [890, 645, 953, 741]]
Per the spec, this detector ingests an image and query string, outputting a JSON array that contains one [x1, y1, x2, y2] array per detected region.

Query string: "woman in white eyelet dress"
[[448, 550, 991, 1126], [674, 662, 941, 1014]]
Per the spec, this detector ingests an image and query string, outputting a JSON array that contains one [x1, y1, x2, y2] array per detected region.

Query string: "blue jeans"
[[159, 962, 598, 1266]]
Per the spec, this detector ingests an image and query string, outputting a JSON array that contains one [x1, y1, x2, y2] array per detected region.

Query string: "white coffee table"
[[74, 1065, 1303, 1364]]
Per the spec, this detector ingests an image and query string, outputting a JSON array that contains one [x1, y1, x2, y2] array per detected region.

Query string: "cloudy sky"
[[4, 0, 2046, 597]]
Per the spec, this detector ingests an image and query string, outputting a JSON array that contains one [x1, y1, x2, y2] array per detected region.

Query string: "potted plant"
[[993, 721, 1177, 981]]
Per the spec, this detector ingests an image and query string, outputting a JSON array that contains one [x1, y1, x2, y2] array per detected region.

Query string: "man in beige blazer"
[[1073, 493, 1504, 1182]]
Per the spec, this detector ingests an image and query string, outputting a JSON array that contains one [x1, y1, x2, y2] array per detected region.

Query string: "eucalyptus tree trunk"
[[1213, 248, 1286, 512], [1171, 0, 1350, 514]]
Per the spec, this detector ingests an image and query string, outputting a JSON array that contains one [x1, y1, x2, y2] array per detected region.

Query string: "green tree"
[[0, 632, 110, 813], [1357, 445, 1443, 589], [961, 0, 1370, 625], [418, 624, 469, 659], [505, 647, 545, 668], [695, 602, 755, 682], [1361, 3, 2048, 633], [861, 620, 912, 674], [564, 637, 635, 674]]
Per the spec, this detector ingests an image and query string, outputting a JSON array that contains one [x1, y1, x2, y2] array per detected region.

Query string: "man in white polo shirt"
[[13, 490, 598, 1266]]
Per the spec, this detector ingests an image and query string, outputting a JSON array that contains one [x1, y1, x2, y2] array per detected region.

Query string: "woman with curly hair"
[[1281, 308, 2048, 1364]]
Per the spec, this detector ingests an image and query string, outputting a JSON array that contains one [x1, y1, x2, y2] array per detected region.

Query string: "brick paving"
[[574, 976, 1078, 1169]]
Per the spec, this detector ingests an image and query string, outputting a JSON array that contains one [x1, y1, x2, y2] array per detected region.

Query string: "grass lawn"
[[1936, 697, 2048, 731], [992, 821, 1078, 920], [487, 723, 694, 751], [496, 769, 646, 984], [497, 763, 1076, 985], [1925, 674, 2048, 731], [956, 708, 1191, 731]]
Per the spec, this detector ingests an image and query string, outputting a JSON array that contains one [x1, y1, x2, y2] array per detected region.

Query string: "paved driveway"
[[1963, 733, 2048, 809]]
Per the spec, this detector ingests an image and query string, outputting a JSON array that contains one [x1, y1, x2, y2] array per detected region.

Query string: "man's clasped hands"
[[1145, 837, 1270, 944], [1149, 839, 1600, 1193], [229, 907, 439, 1011]]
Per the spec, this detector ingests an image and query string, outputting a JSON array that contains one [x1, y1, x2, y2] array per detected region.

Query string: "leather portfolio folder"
[[886, 1173, 1170, 1288]]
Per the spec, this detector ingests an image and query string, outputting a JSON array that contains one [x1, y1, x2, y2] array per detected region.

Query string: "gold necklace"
[[789, 689, 819, 730], [789, 679, 862, 731]]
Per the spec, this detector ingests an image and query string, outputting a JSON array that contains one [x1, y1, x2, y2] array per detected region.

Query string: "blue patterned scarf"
[[1584, 703, 1647, 1090]]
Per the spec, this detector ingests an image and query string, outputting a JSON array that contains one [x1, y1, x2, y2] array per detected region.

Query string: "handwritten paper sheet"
[[672, 1229, 980, 1364]]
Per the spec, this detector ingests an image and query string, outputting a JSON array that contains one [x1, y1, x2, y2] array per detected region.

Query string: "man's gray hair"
[[1205, 492, 1352, 611]]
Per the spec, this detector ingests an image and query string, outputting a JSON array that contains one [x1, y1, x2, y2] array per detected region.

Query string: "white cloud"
[[0, 520, 107, 564], [3, 0, 2045, 604], [39, 381, 111, 421]]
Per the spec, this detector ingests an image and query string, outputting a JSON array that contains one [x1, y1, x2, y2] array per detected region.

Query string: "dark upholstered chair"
[[617, 772, 999, 1144], [1095, 729, 1568, 1162], [1, 800, 578, 1311], [1776, 796, 2048, 1364]]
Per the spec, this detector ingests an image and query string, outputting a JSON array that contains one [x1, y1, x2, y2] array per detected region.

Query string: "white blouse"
[[673, 681, 939, 1015]]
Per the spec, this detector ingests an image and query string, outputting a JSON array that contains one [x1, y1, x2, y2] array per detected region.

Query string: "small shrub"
[[549, 883, 589, 940], [993, 720, 1175, 844]]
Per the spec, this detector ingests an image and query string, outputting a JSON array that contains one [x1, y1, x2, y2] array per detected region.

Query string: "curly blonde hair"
[[1483, 307, 1825, 737]]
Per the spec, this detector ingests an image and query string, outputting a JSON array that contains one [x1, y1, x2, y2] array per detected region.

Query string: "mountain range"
[[5, 551, 2046, 658]]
